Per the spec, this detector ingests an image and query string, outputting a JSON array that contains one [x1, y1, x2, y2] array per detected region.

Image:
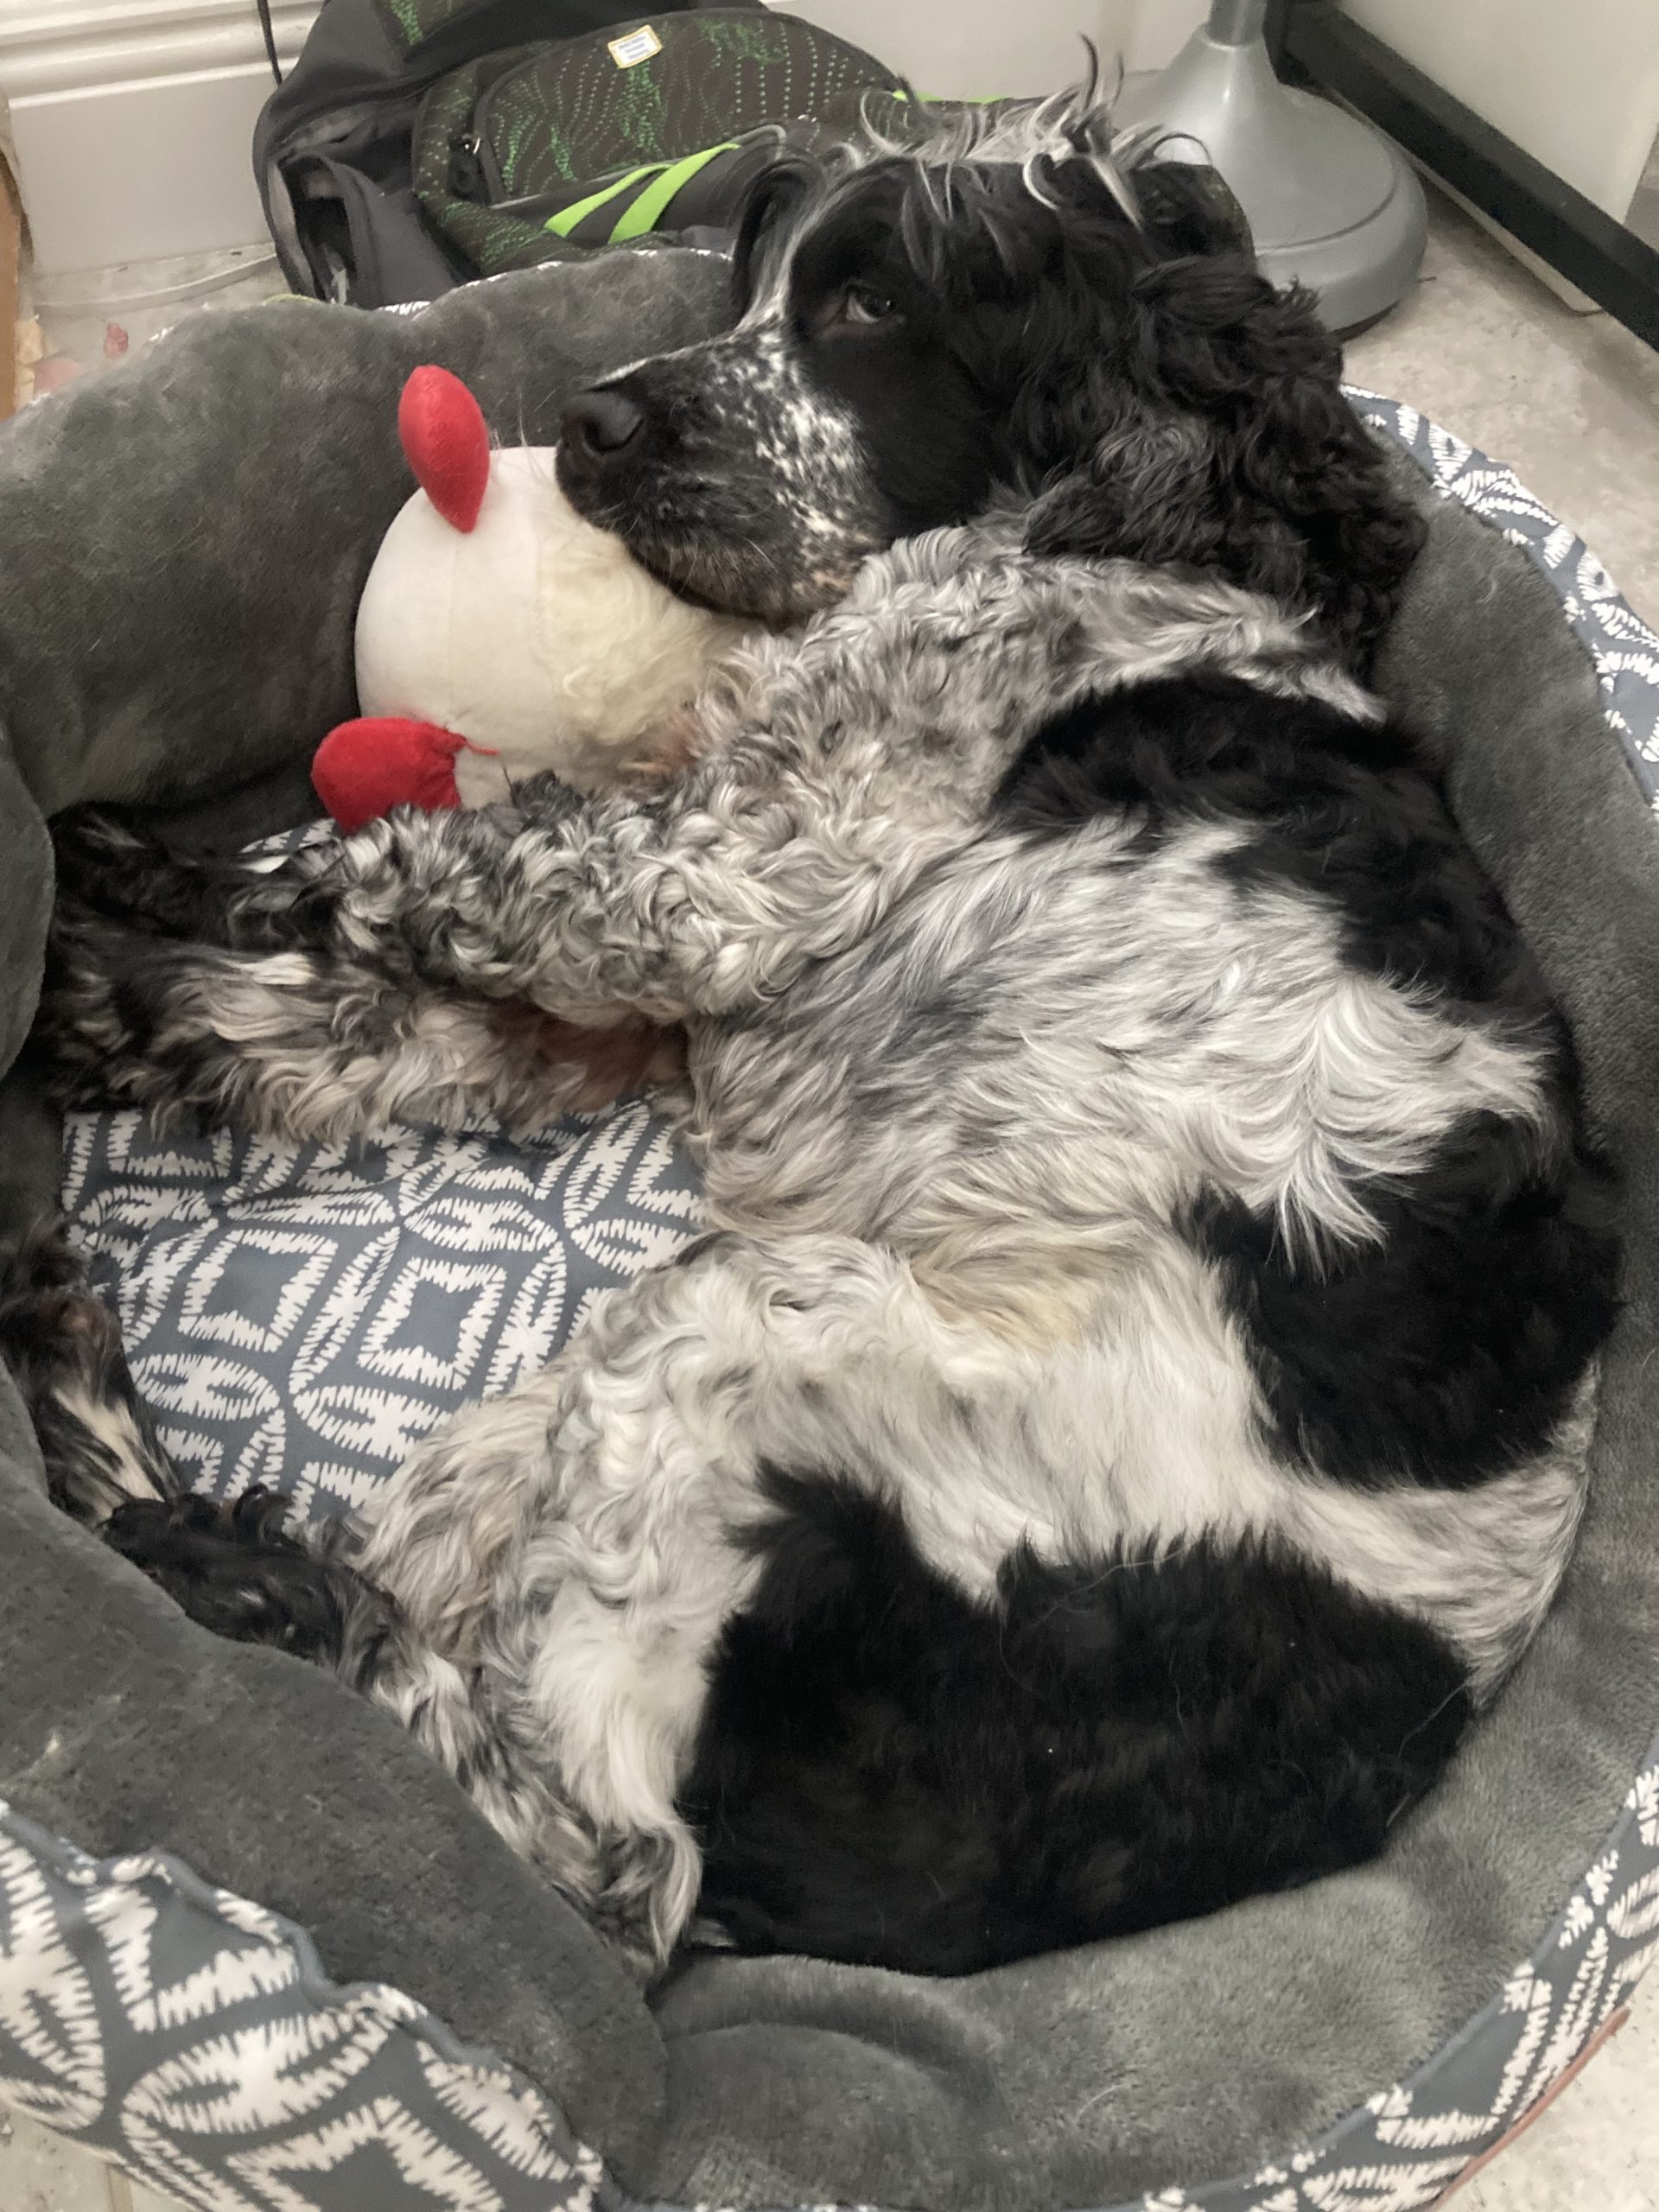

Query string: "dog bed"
[[1, 256, 1658, 2212]]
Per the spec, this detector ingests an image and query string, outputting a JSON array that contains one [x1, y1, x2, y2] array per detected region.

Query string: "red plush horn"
[[398, 365, 491, 533]]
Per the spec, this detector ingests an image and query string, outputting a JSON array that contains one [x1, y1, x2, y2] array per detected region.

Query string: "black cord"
[[257, 0, 283, 85]]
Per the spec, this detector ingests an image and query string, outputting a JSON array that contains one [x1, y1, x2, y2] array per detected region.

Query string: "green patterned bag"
[[255, 0, 906, 307]]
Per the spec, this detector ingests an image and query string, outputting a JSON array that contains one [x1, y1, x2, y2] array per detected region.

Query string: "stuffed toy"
[[312, 365, 751, 833]]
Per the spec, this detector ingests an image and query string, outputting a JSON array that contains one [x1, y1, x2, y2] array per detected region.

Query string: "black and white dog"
[[5, 91, 1618, 1980]]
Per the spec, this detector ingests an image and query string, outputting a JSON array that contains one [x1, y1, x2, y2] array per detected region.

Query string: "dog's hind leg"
[[346, 1230, 1030, 1969], [97, 1230, 1021, 1977], [94, 1350, 662, 1971], [0, 1221, 583, 1906], [98, 1480, 582, 1903]]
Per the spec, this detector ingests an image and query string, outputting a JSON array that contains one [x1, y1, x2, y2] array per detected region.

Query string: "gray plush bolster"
[[0, 252, 734, 824]]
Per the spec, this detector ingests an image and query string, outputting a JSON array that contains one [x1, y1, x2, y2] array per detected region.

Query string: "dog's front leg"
[[36, 739, 958, 1139]]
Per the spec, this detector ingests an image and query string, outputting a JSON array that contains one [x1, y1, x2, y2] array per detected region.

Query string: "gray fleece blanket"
[[1, 256, 1657, 2212]]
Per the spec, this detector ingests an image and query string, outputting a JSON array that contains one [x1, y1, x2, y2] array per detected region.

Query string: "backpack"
[[255, 0, 911, 308]]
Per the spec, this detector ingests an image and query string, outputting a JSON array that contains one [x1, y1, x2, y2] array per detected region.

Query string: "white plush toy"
[[313, 364, 750, 831]]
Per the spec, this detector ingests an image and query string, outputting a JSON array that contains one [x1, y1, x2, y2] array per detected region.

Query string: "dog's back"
[[661, 534, 1615, 1969]]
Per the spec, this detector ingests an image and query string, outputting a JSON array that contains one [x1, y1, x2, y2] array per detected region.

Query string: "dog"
[[4, 86, 1618, 1981]]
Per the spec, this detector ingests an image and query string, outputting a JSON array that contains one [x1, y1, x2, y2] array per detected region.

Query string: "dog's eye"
[[842, 283, 896, 325], [814, 282, 899, 335]]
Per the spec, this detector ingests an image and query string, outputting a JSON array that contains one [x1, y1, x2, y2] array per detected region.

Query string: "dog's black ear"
[[1026, 232, 1425, 664], [1134, 156, 1254, 263], [732, 157, 819, 312]]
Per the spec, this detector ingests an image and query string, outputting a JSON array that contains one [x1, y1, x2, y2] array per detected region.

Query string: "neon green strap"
[[543, 163, 660, 238], [607, 142, 739, 240], [543, 143, 741, 241]]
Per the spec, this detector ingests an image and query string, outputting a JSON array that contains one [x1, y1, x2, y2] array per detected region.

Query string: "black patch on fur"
[[48, 804, 336, 956], [685, 1469, 1471, 1974], [1192, 1125, 1620, 1491], [996, 675, 1621, 1488], [105, 1490, 340, 1653], [996, 675, 1548, 1013], [49, 804, 240, 938], [782, 152, 1424, 660], [49, 804, 350, 960], [779, 174, 1005, 536], [582, 119, 1423, 653], [35, 909, 240, 1116]]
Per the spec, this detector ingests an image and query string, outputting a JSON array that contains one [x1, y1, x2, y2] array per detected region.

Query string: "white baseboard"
[[1, 0, 319, 276]]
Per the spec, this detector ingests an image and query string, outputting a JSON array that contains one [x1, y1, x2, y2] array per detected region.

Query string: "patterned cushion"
[[64, 1077, 702, 1520], [0, 1807, 609, 2211]]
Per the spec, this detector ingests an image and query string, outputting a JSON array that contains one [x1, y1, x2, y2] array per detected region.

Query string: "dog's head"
[[556, 89, 1423, 660]]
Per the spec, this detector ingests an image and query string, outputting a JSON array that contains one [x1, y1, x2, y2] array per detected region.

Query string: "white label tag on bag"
[[608, 25, 663, 66]]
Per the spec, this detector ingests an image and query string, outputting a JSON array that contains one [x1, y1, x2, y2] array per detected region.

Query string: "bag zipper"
[[450, 132, 492, 200]]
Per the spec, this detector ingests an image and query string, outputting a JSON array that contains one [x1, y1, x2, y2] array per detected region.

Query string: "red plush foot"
[[313, 716, 469, 832]]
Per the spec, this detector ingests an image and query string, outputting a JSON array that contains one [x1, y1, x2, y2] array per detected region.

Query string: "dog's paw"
[[49, 804, 187, 927], [32, 900, 162, 1106], [0, 1213, 86, 1307], [49, 803, 307, 946], [0, 1217, 178, 1523], [105, 1487, 351, 1657], [33, 899, 252, 1129]]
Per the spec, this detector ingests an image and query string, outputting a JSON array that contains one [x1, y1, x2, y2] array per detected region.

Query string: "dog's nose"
[[561, 389, 645, 464]]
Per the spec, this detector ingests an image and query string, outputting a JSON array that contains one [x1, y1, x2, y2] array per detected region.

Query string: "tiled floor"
[[0, 2106, 178, 2212], [1344, 185, 1659, 632], [3, 182, 1658, 2211]]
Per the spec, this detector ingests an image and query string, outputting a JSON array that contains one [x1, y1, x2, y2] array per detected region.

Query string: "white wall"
[[763, 0, 1210, 97], [1340, 0, 1659, 220], [0, 0, 316, 275], [1124, 0, 1210, 73]]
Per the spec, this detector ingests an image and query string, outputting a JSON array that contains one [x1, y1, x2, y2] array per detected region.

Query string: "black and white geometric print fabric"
[[0, 1807, 609, 2212], [62, 1096, 703, 1522], [1349, 390, 1659, 810]]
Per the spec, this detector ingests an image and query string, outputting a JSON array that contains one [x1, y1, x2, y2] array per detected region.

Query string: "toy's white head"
[[354, 367, 753, 799]]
